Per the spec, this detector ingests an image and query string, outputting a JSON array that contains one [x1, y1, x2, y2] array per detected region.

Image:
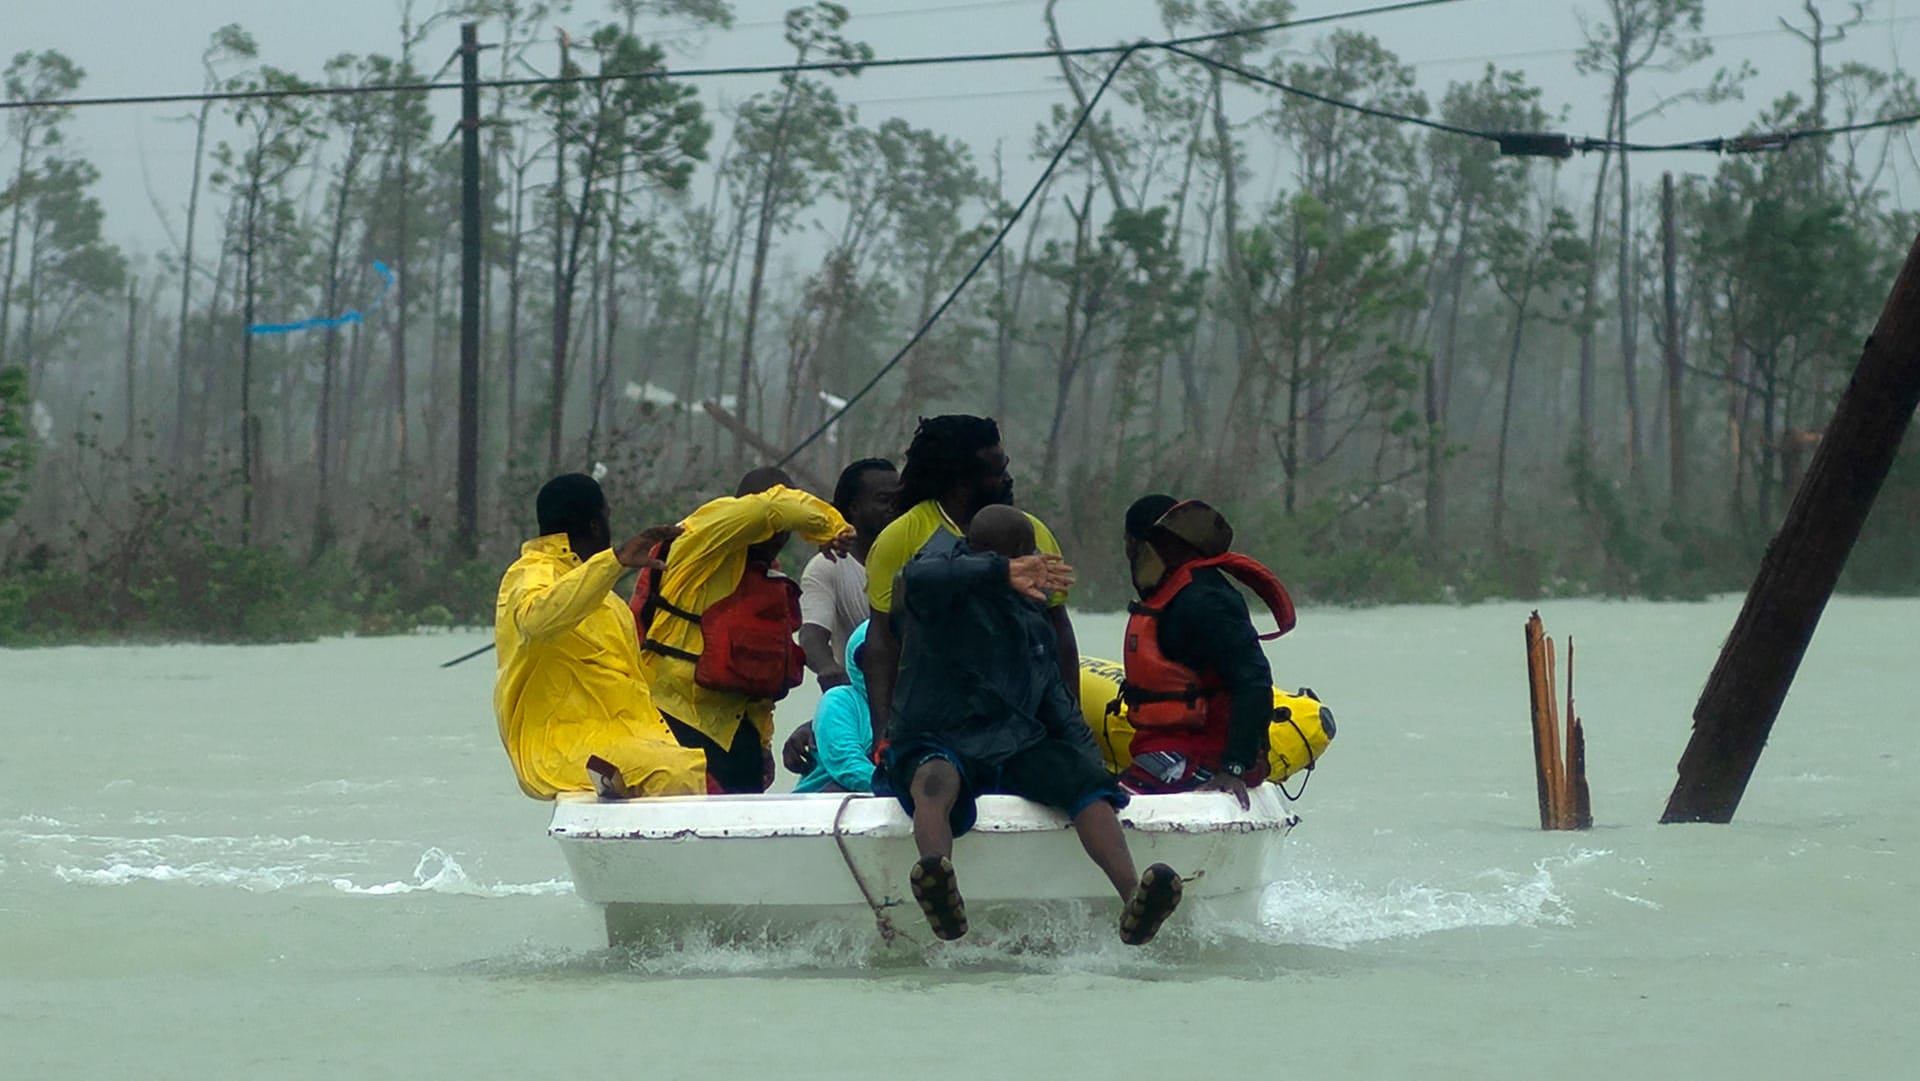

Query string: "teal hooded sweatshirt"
[[795, 620, 875, 793]]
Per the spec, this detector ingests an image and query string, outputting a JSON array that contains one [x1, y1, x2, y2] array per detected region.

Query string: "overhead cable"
[[776, 42, 1142, 467], [0, 0, 1475, 112], [1170, 42, 1903, 158], [1164, 44, 1489, 142], [2, 0, 1903, 159]]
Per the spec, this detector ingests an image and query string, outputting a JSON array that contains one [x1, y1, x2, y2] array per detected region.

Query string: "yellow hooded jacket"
[[640, 485, 850, 750], [493, 534, 706, 799]]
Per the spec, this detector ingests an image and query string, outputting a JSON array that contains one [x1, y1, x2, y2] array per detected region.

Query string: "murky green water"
[[3, 598, 1915, 1079]]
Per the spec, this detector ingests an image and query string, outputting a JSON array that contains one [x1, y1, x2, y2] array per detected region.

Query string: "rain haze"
[[17, 0, 1920, 256], [5, 2, 1920, 1079]]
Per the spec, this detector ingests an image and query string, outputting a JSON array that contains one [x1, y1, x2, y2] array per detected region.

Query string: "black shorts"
[[663, 713, 765, 794], [877, 737, 1128, 837]]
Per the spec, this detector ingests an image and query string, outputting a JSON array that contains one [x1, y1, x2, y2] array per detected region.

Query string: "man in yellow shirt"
[[638, 466, 853, 793], [862, 415, 1078, 740], [493, 473, 707, 800]]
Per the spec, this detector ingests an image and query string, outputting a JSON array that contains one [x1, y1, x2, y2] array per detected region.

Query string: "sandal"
[[585, 755, 629, 800], [909, 854, 968, 941], [1119, 863, 1183, 946]]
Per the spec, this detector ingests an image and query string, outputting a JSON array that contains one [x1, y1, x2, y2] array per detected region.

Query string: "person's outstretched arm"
[[903, 546, 1073, 606], [683, 484, 852, 553], [900, 547, 1009, 604], [507, 528, 678, 641], [505, 552, 625, 642]]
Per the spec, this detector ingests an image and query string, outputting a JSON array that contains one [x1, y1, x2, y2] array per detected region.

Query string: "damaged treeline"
[[5, 0, 1920, 639]]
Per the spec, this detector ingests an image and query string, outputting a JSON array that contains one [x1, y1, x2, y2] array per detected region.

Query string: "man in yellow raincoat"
[[638, 467, 853, 793], [493, 473, 707, 799]]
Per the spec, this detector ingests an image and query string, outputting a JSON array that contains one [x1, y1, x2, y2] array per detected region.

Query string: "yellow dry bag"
[[1077, 656, 1334, 783]]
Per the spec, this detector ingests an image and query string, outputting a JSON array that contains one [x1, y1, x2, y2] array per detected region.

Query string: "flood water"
[[3, 597, 1915, 1079]]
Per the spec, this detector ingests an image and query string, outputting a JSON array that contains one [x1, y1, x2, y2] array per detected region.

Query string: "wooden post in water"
[[1662, 230, 1920, 824], [1524, 614, 1555, 829], [1525, 612, 1591, 830]]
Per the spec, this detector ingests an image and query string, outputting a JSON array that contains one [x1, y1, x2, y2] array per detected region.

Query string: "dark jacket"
[[1154, 564, 1275, 770], [889, 533, 1095, 766]]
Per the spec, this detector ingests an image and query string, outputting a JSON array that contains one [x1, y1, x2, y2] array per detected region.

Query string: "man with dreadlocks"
[[860, 415, 1081, 743]]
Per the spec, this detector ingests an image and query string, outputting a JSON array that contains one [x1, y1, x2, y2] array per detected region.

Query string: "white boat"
[[548, 786, 1299, 947]]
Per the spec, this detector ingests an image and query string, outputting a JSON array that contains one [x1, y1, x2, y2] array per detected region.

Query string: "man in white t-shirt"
[[798, 457, 900, 689], [785, 457, 898, 777]]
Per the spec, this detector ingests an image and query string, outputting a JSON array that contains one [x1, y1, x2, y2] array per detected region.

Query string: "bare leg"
[[907, 759, 969, 940], [1070, 799, 1138, 900], [909, 759, 962, 860]]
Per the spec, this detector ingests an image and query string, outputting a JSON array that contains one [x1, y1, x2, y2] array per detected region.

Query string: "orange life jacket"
[[630, 541, 806, 701], [1118, 553, 1296, 733]]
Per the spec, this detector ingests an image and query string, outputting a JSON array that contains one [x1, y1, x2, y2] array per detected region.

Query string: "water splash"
[[465, 851, 1603, 980], [331, 848, 572, 898], [1254, 851, 1596, 948], [55, 860, 319, 891], [22, 826, 564, 899]]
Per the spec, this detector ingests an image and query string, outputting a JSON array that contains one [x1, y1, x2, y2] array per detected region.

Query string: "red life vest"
[[1118, 553, 1296, 735], [630, 541, 805, 701]]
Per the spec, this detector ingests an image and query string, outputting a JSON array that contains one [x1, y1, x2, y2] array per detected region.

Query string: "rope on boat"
[[832, 795, 914, 947]]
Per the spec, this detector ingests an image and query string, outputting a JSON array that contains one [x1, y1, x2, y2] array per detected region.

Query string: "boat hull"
[[548, 787, 1296, 945]]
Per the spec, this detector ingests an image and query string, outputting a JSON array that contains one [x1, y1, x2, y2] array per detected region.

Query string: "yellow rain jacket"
[[493, 534, 706, 799], [640, 485, 850, 750]]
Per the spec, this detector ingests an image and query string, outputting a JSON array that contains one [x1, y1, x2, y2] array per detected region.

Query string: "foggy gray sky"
[[11, 0, 1920, 266]]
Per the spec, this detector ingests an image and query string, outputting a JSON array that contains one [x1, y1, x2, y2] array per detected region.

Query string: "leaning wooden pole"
[[1527, 613, 1592, 831], [1662, 230, 1920, 823], [1524, 614, 1555, 830], [1542, 633, 1566, 826]]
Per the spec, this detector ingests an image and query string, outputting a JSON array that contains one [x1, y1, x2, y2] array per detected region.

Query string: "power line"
[[0, 0, 1476, 112], [1166, 44, 1489, 143], [1173, 40, 1920, 159], [1620, 110, 1920, 154], [778, 24, 1917, 459], [22, 0, 1887, 163]]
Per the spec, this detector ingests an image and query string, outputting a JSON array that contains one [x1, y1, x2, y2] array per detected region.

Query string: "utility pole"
[[548, 30, 571, 475], [123, 280, 139, 450], [1662, 229, 1920, 823], [1662, 172, 1684, 517], [241, 189, 257, 546], [457, 21, 482, 559]]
